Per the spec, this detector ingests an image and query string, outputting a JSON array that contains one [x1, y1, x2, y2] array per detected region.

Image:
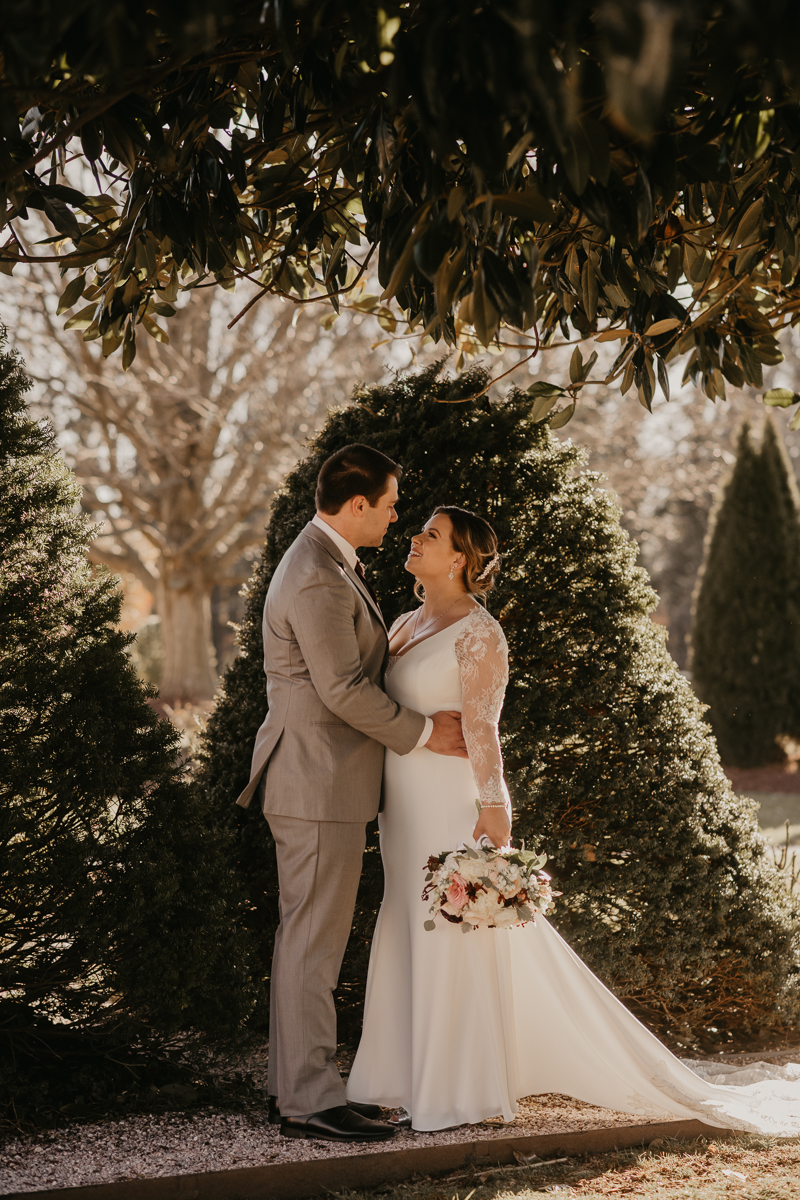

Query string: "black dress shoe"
[[346, 1099, 384, 1119], [280, 1104, 396, 1142], [269, 1095, 383, 1123]]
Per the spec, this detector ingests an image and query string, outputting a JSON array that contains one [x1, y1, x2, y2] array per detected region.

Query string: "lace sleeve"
[[454, 607, 511, 810]]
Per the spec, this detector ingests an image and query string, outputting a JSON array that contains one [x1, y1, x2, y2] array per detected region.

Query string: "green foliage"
[[198, 364, 800, 1049], [0, 325, 255, 1038], [3, 4, 800, 405], [691, 418, 800, 768]]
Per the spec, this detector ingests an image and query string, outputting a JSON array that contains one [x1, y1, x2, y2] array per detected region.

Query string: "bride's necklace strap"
[[413, 593, 470, 638]]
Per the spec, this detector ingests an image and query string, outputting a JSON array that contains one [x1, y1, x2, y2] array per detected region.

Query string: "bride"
[[346, 505, 800, 1135]]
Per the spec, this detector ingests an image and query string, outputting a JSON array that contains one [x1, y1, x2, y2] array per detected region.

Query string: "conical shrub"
[[691, 417, 800, 768], [199, 365, 800, 1049], [0, 325, 255, 1036]]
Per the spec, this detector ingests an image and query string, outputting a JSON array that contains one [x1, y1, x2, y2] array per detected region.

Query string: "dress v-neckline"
[[389, 608, 477, 662]]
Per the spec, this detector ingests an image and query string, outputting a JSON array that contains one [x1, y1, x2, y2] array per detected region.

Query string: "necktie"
[[354, 560, 382, 612]]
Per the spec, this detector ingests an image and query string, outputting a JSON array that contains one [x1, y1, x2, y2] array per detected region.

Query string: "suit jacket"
[[235, 521, 426, 822]]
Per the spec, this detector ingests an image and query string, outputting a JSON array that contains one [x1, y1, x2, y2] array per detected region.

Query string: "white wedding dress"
[[346, 604, 800, 1134]]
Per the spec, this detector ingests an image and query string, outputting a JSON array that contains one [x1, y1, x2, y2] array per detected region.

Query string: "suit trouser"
[[265, 812, 367, 1115]]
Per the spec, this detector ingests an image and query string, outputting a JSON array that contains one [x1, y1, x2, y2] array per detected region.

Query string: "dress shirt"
[[311, 513, 433, 750]]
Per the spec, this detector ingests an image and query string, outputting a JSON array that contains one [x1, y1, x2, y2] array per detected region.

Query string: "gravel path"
[[0, 1095, 652, 1195], [4, 1047, 798, 1195]]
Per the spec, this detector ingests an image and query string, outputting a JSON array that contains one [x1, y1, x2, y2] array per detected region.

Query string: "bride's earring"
[[449, 562, 457, 580]]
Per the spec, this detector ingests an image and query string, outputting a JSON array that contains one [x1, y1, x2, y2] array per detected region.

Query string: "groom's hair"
[[316, 444, 402, 514]]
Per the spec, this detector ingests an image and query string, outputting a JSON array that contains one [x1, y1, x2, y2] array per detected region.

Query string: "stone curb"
[[5, 1119, 729, 1200]]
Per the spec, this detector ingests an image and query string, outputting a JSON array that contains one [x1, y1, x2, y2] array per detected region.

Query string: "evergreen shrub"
[[199, 365, 800, 1049], [0, 326, 255, 1041], [691, 418, 800, 768]]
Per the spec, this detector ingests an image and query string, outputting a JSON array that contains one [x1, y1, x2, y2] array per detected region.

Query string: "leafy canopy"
[[6, 2, 800, 413]]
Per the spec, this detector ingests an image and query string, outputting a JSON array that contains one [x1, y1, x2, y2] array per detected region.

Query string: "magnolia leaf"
[[763, 388, 800, 407], [569, 346, 584, 383], [63, 304, 98, 331], [447, 186, 467, 221], [0, 241, 20, 276], [527, 381, 564, 398], [320, 310, 339, 330], [595, 329, 631, 341], [122, 325, 136, 370], [324, 233, 346, 287], [101, 330, 123, 359], [581, 260, 598, 322], [42, 197, 82, 240], [381, 208, 431, 300], [434, 246, 466, 323], [657, 355, 670, 401], [472, 265, 499, 347], [141, 314, 169, 343], [731, 197, 764, 249], [789, 408, 800, 431], [563, 131, 591, 196], [57, 273, 85, 314], [351, 293, 380, 312], [531, 395, 559, 422], [506, 131, 533, 170], [549, 402, 576, 429], [492, 187, 554, 224], [647, 317, 681, 336]]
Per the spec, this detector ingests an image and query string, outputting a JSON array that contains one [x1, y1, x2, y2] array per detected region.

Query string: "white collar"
[[311, 513, 359, 571]]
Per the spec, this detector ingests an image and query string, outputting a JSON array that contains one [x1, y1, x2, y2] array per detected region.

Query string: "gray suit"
[[236, 521, 424, 1114]]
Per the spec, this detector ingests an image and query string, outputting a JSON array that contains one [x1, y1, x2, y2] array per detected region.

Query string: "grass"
[[752, 792, 800, 848], [336, 1135, 800, 1200]]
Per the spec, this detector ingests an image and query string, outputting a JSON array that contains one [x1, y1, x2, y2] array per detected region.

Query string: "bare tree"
[[553, 343, 800, 667], [3, 271, 396, 704]]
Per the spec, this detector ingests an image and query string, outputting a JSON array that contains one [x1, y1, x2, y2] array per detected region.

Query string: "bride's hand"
[[472, 805, 512, 849]]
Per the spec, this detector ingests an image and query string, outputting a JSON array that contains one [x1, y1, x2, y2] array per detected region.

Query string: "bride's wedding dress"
[[346, 604, 800, 1134]]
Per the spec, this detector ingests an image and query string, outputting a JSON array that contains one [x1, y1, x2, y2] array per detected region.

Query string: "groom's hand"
[[426, 710, 469, 758]]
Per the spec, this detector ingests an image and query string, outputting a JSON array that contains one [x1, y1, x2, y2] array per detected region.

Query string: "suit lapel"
[[340, 560, 387, 630], [301, 523, 387, 631]]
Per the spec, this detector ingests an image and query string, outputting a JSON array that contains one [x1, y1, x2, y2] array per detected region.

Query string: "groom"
[[236, 444, 466, 1142]]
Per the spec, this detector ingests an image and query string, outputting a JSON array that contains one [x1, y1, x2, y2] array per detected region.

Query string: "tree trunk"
[[156, 564, 218, 706]]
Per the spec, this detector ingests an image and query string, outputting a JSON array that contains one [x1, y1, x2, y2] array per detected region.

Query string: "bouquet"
[[422, 840, 557, 932]]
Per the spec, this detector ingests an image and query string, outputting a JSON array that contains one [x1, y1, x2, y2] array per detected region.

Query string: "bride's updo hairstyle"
[[416, 505, 500, 600]]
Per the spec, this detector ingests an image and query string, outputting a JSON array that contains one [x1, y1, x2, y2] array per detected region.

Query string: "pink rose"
[[445, 873, 469, 911]]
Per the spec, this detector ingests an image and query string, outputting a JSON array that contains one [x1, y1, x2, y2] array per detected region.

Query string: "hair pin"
[[476, 553, 500, 582]]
